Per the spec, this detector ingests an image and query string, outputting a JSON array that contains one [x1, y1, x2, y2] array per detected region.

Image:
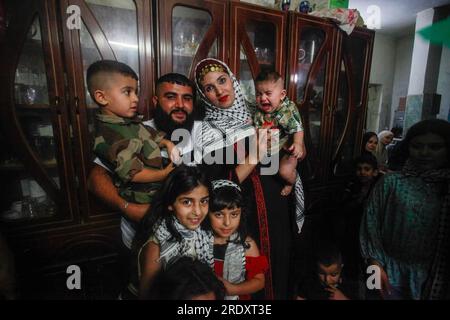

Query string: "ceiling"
[[349, 0, 450, 37]]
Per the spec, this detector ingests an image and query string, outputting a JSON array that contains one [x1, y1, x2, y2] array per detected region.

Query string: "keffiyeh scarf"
[[194, 58, 255, 155], [210, 232, 246, 300], [154, 217, 214, 268]]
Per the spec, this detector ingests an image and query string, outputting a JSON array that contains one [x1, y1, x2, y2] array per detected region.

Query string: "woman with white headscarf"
[[194, 58, 303, 299], [375, 130, 394, 173]]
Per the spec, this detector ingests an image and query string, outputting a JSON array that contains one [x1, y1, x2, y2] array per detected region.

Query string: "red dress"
[[214, 255, 269, 300]]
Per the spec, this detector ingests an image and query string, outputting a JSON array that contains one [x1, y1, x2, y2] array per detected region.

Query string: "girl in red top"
[[203, 179, 269, 300]]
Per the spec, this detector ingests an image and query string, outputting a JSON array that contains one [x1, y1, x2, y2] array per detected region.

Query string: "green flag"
[[417, 17, 450, 48]]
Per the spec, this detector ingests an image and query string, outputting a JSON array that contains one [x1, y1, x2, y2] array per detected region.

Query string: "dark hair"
[[156, 73, 195, 99], [254, 69, 282, 84], [134, 165, 212, 247], [144, 256, 225, 300], [391, 119, 450, 167], [315, 243, 342, 267], [361, 131, 378, 155], [354, 153, 378, 170], [202, 185, 249, 248], [86, 60, 138, 97]]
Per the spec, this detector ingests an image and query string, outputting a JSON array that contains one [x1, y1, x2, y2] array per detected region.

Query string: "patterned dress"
[[360, 172, 443, 299]]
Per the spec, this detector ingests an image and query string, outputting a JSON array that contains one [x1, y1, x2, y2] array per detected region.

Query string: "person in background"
[[296, 243, 360, 300], [144, 256, 225, 300], [374, 130, 394, 173], [360, 119, 450, 300], [338, 153, 380, 279], [361, 131, 378, 157]]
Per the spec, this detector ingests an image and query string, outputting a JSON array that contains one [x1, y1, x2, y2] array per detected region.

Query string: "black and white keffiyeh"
[[153, 217, 214, 268], [194, 58, 255, 155], [208, 232, 246, 300]]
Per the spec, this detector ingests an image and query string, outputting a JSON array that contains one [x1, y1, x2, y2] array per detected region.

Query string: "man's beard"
[[153, 103, 195, 139]]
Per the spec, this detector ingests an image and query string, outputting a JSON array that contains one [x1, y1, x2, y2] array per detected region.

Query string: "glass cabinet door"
[[1, 3, 75, 225], [287, 15, 335, 182], [158, 0, 227, 78], [61, 0, 148, 218], [332, 32, 373, 177], [230, 2, 287, 101]]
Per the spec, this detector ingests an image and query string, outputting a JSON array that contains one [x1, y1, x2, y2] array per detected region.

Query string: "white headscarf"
[[194, 58, 255, 155]]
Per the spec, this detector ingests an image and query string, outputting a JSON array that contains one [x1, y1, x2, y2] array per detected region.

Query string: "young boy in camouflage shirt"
[[88, 60, 178, 204], [254, 70, 306, 196]]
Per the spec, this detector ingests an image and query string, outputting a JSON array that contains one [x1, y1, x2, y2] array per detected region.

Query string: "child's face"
[[317, 262, 343, 288], [209, 207, 241, 242], [255, 79, 286, 114], [97, 74, 139, 118], [200, 71, 235, 109], [365, 135, 378, 152], [356, 163, 378, 181], [169, 185, 210, 230], [409, 133, 448, 171]]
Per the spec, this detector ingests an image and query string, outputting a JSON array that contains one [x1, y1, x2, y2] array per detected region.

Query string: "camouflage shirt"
[[253, 97, 304, 150], [93, 113, 166, 204]]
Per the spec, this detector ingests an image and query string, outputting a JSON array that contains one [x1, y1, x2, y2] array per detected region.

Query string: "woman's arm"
[[87, 164, 149, 222], [234, 129, 269, 183], [139, 241, 161, 299], [359, 176, 392, 298]]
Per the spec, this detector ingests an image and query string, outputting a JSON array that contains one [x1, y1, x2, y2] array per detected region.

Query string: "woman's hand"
[[371, 260, 392, 299], [256, 128, 269, 162]]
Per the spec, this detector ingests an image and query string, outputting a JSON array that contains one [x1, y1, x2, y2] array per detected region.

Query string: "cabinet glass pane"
[[14, 16, 49, 106], [239, 46, 255, 104], [80, 21, 102, 137], [245, 20, 275, 70], [0, 133, 58, 221], [208, 39, 218, 58], [86, 0, 139, 74], [296, 28, 325, 102], [172, 6, 212, 76], [13, 16, 59, 190], [345, 36, 367, 108], [333, 60, 353, 176], [304, 59, 325, 150]]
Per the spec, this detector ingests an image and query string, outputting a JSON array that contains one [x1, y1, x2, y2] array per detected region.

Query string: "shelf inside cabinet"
[[16, 103, 51, 110], [0, 159, 58, 172]]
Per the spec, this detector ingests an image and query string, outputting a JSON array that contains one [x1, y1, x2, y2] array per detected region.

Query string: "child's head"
[[145, 256, 226, 300], [354, 153, 378, 182], [137, 165, 212, 243], [315, 244, 344, 288], [86, 60, 139, 118], [254, 70, 286, 114], [203, 180, 247, 244], [361, 131, 378, 154]]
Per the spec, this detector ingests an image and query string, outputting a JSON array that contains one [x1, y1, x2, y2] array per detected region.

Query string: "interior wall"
[[368, 33, 396, 132], [390, 34, 415, 128], [437, 46, 450, 121]]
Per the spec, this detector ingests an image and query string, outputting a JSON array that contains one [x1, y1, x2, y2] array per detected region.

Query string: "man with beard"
[[87, 73, 199, 249]]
